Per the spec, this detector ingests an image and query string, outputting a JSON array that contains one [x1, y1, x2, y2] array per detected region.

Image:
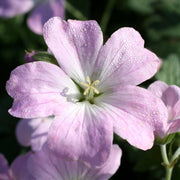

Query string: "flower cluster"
[[2, 15, 180, 179]]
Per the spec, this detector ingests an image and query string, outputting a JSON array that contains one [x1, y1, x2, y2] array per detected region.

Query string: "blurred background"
[[1, 0, 180, 179]]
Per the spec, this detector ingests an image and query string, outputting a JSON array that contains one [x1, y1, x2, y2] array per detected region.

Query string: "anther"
[[81, 76, 100, 95]]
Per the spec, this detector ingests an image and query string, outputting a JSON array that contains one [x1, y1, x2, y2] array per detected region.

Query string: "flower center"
[[81, 76, 100, 95]]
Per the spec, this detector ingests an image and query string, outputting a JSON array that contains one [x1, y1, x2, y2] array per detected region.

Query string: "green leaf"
[[32, 51, 59, 66], [156, 54, 180, 86]]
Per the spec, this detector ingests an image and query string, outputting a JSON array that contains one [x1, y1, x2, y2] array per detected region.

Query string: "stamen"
[[81, 76, 100, 95]]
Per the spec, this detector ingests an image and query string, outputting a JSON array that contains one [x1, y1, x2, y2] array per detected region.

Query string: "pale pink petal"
[[28, 144, 121, 180], [31, 117, 53, 151], [0, 0, 34, 18], [93, 28, 160, 89], [6, 61, 78, 118], [43, 17, 103, 82], [11, 152, 33, 180], [16, 117, 52, 151], [28, 0, 65, 35], [16, 118, 42, 147], [168, 118, 180, 134], [148, 81, 168, 98], [28, 145, 66, 180], [167, 99, 180, 134], [162, 85, 180, 108], [0, 154, 12, 180], [91, 145, 122, 180], [48, 102, 113, 166], [96, 85, 168, 149]]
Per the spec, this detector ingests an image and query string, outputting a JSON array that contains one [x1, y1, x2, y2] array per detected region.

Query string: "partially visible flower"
[[24, 50, 36, 62], [28, 143, 122, 180], [148, 81, 180, 139], [0, 153, 33, 180], [16, 117, 53, 151], [0, 0, 65, 34], [6, 18, 167, 166], [0, 154, 12, 180]]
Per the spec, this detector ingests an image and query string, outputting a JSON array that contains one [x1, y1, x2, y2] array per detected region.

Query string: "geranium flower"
[[148, 81, 180, 138], [16, 117, 53, 151], [0, 0, 65, 34], [28, 143, 122, 180], [6, 17, 167, 166], [0, 153, 33, 180]]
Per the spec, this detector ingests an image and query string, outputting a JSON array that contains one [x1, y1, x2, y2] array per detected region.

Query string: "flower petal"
[[0, 0, 34, 18], [94, 27, 160, 89], [43, 17, 103, 82], [0, 154, 12, 180], [27, 0, 65, 34], [148, 80, 168, 98], [48, 102, 113, 166], [91, 145, 122, 180], [16, 118, 41, 147], [11, 152, 33, 180], [28, 144, 121, 180], [31, 117, 53, 151], [6, 61, 77, 118], [16, 117, 52, 151], [168, 118, 180, 134], [97, 85, 168, 149]]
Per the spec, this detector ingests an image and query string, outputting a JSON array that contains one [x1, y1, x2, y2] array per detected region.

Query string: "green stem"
[[65, 1, 87, 20], [100, 0, 116, 34], [171, 146, 180, 162], [166, 168, 173, 180], [161, 144, 169, 165], [160, 144, 173, 180]]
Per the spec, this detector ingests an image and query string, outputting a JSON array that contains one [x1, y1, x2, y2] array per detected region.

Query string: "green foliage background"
[[1, 0, 180, 179]]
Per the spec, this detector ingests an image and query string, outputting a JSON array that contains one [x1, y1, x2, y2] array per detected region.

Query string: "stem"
[[161, 144, 169, 165], [65, 1, 87, 20], [100, 0, 116, 33], [160, 144, 173, 180], [166, 168, 173, 180], [171, 146, 180, 162]]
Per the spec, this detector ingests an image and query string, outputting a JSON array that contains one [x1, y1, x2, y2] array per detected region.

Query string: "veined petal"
[[6, 61, 78, 118], [148, 81, 168, 99], [43, 17, 103, 82], [11, 152, 33, 180], [94, 27, 160, 89], [48, 102, 113, 166], [16, 118, 42, 147], [0, 0, 34, 18], [31, 117, 52, 151], [162, 85, 180, 108], [16, 117, 53, 151], [168, 118, 180, 134], [28, 144, 121, 180], [92, 145, 122, 180], [27, 0, 65, 34], [97, 85, 168, 149]]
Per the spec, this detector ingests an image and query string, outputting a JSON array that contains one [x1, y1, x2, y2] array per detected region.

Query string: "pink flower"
[[1, 144, 122, 180], [0, 153, 33, 180], [0, 0, 65, 34], [28, 143, 122, 180], [6, 18, 166, 166], [16, 117, 53, 151], [148, 81, 180, 138]]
